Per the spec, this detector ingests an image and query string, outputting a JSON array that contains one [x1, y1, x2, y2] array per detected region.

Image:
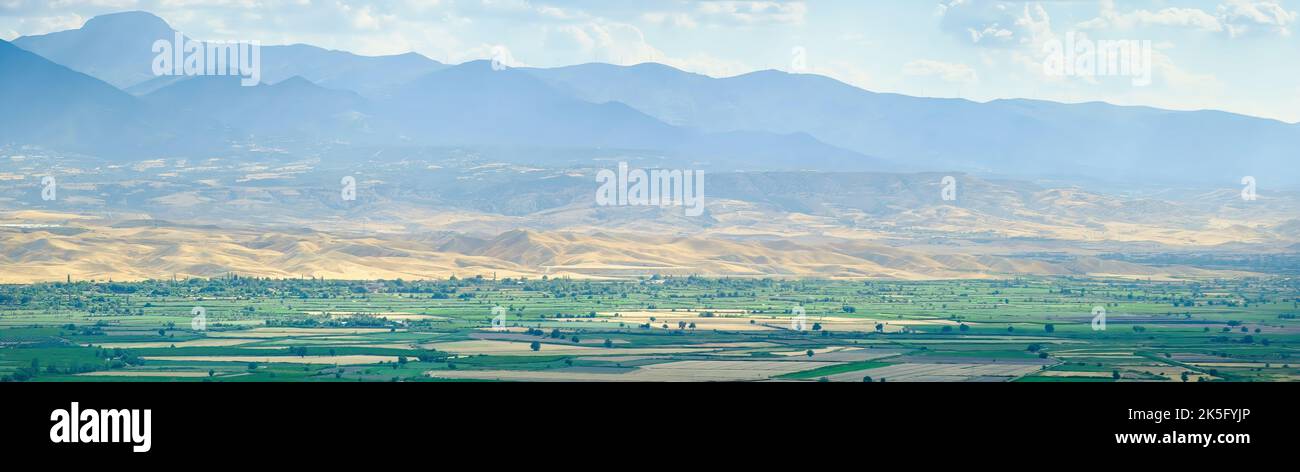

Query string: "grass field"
[[1, 276, 1296, 382]]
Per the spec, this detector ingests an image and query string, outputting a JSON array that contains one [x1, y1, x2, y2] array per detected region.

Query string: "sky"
[[2, 0, 1298, 123]]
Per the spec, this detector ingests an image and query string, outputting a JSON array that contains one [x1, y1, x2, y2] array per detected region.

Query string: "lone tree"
[[530, 341, 541, 352], [1044, 324, 1055, 333], [862, 376, 873, 383], [1112, 370, 1121, 380]]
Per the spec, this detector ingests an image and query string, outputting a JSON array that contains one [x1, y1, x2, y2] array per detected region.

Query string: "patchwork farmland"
[[1, 276, 1296, 382]]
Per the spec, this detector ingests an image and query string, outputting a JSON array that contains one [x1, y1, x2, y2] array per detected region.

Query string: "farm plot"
[[87, 338, 259, 349], [598, 311, 955, 333], [76, 370, 214, 378], [769, 347, 905, 362], [309, 312, 448, 321], [428, 360, 839, 381], [468, 332, 631, 345], [425, 339, 720, 357], [1032, 364, 1216, 382], [205, 327, 400, 338], [824, 362, 1042, 382], [142, 355, 402, 365]]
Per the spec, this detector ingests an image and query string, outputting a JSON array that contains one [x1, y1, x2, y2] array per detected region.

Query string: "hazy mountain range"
[[5, 10, 1297, 185], [2, 10, 1297, 282]]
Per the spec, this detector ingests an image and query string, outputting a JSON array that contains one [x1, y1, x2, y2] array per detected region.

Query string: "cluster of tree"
[[265, 315, 396, 328]]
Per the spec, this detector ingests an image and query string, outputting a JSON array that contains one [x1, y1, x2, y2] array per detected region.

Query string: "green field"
[[1, 276, 1296, 382]]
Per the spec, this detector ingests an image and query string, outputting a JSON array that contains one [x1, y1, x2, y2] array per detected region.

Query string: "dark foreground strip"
[[0, 382, 1293, 461]]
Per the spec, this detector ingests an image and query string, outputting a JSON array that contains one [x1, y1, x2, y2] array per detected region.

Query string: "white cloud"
[[641, 11, 698, 29], [1076, 0, 1223, 32], [938, 0, 1024, 47], [1013, 3, 1055, 48], [968, 24, 1012, 43], [1077, 0, 1296, 38], [535, 5, 587, 21], [4, 13, 87, 37], [938, 0, 1057, 49], [544, 20, 665, 66], [455, 0, 589, 22], [696, 1, 806, 25], [1218, 0, 1297, 37], [903, 59, 978, 83], [341, 4, 388, 31]]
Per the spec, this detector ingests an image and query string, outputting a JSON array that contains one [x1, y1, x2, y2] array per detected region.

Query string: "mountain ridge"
[[8, 10, 1300, 185], [0, 38, 225, 156]]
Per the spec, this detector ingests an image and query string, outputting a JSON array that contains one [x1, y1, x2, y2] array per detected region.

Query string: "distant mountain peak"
[[273, 76, 315, 88], [731, 68, 790, 79], [457, 59, 496, 70], [82, 10, 171, 30], [80, 10, 174, 35], [12, 10, 178, 89]]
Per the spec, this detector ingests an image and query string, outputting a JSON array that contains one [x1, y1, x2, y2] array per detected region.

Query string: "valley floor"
[[2, 277, 1296, 382]]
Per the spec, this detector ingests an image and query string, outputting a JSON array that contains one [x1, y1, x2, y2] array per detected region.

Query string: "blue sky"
[[2, 0, 1298, 122]]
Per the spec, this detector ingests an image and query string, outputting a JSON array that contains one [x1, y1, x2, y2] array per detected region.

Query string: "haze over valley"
[[1, 11, 1296, 283], [4, 4, 1300, 388]]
